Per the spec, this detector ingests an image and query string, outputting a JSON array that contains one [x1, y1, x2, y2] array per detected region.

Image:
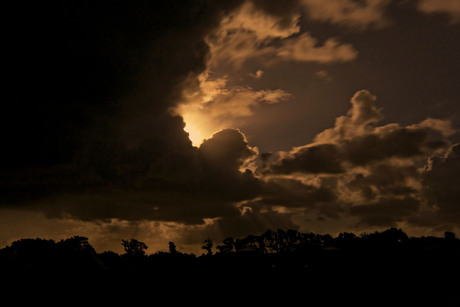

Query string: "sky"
[[2, 0, 460, 254]]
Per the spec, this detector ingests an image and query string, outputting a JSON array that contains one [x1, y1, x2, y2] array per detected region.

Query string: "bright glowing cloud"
[[177, 1, 358, 147], [184, 122, 206, 147], [206, 1, 358, 68], [300, 0, 391, 29], [276, 34, 358, 63], [314, 90, 383, 143], [249, 69, 264, 79], [177, 72, 292, 146], [418, 0, 460, 23], [219, 2, 301, 40]]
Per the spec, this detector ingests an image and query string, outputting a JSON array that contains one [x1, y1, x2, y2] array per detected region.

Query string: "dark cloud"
[[258, 177, 337, 208], [215, 206, 298, 238], [199, 129, 256, 174], [252, 90, 456, 233], [4, 1, 215, 168], [262, 124, 450, 175], [2, 1, 244, 201], [28, 191, 243, 226], [265, 144, 344, 174], [423, 143, 460, 224], [349, 197, 421, 227], [342, 126, 449, 165], [196, 129, 262, 202], [262, 91, 453, 176], [2, 128, 263, 224], [180, 206, 299, 246], [348, 163, 419, 201], [2, 1, 272, 227], [0, 114, 197, 204]]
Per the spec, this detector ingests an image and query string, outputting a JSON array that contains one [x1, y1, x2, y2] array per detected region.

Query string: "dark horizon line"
[[2, 226, 458, 257]]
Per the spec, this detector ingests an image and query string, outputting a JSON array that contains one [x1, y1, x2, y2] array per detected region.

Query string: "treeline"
[[211, 228, 460, 255], [1, 228, 459, 273], [1, 228, 459, 305]]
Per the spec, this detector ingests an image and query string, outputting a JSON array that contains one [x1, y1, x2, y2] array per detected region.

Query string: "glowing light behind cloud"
[[177, 72, 292, 146], [184, 121, 206, 147], [175, 1, 358, 147]]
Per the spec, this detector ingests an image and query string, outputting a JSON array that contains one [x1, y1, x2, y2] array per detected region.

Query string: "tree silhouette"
[[1, 226, 459, 307], [59, 236, 94, 253], [168, 241, 177, 254], [1, 229, 459, 306], [444, 231, 456, 240], [121, 239, 148, 257], [202, 238, 213, 256], [216, 237, 235, 254]]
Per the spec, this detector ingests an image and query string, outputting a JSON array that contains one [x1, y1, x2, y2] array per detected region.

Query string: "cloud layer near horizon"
[[3, 88, 458, 249]]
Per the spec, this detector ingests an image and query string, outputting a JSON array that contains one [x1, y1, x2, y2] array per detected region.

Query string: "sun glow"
[[178, 98, 220, 147], [184, 121, 206, 147]]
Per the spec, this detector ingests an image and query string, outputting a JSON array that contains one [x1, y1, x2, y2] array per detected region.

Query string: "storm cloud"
[[2, 1, 269, 230], [2, 1, 240, 194], [2, 0, 459, 253], [3, 128, 263, 225], [263, 90, 454, 174], [256, 90, 456, 230]]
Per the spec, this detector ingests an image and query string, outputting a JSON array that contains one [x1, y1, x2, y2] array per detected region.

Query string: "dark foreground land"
[[1, 228, 459, 306]]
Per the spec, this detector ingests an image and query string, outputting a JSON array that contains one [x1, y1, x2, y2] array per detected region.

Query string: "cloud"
[[348, 163, 420, 201], [316, 90, 452, 165], [300, 0, 391, 29], [199, 86, 291, 118], [3, 1, 459, 252], [175, 1, 357, 146], [175, 0, 358, 149], [315, 70, 333, 81], [195, 129, 263, 204], [275, 33, 358, 63], [315, 90, 384, 143], [199, 129, 257, 174], [417, 0, 460, 23], [2, 1, 276, 228], [218, 1, 301, 41], [254, 89, 293, 104], [3, 128, 263, 226], [349, 196, 421, 227], [263, 90, 453, 178], [264, 144, 344, 175], [2, 0, 244, 189], [180, 206, 299, 247], [206, 1, 300, 69], [423, 143, 460, 225], [4, 1, 324, 238], [410, 118, 457, 137], [207, 27, 357, 68], [26, 191, 243, 225], [341, 126, 449, 165], [176, 72, 292, 142], [258, 176, 338, 209], [256, 90, 456, 229], [249, 69, 264, 79], [205, 1, 358, 69]]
